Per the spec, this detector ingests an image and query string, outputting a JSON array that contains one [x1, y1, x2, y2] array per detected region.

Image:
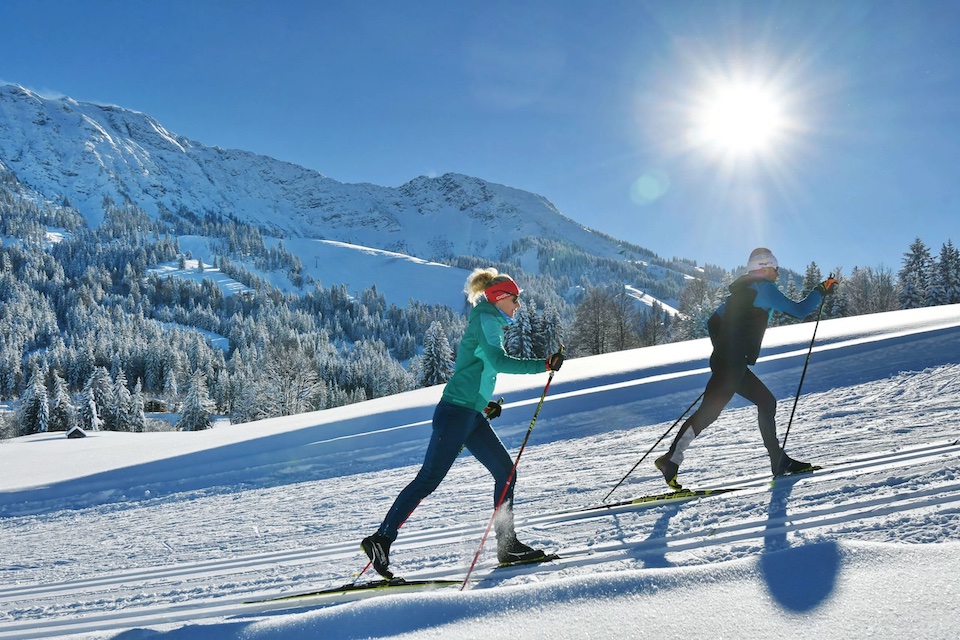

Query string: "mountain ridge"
[[0, 82, 663, 270]]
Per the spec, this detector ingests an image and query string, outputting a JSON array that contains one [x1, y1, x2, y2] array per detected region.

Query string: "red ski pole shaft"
[[460, 369, 556, 590]]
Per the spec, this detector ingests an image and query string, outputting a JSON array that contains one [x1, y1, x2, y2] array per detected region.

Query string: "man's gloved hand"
[[815, 277, 839, 295], [546, 351, 565, 372], [484, 398, 503, 420]]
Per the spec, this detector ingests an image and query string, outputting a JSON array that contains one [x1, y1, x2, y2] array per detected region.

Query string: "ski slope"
[[2, 305, 960, 639]]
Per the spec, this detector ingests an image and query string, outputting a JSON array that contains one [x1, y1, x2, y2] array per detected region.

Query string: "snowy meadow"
[[2, 305, 960, 639]]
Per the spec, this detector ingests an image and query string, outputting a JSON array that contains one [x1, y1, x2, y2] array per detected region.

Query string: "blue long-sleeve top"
[[708, 275, 824, 365]]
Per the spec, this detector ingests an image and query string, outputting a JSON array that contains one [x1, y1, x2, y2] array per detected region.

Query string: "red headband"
[[484, 280, 521, 303]]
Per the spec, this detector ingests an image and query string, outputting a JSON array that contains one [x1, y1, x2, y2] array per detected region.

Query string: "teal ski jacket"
[[441, 300, 546, 413]]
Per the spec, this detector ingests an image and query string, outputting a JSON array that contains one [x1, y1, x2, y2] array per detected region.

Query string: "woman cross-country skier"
[[655, 247, 838, 490], [361, 267, 564, 579]]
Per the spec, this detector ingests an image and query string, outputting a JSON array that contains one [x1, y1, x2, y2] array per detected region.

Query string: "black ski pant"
[[666, 354, 781, 466]]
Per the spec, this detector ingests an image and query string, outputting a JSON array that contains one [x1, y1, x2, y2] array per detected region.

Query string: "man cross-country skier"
[[655, 247, 838, 490]]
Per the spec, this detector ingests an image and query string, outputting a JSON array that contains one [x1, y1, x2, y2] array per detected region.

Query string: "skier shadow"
[[624, 503, 685, 569], [760, 478, 841, 612], [622, 480, 841, 613]]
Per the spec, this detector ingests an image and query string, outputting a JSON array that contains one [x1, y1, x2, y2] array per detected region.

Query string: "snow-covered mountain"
[[0, 83, 646, 268]]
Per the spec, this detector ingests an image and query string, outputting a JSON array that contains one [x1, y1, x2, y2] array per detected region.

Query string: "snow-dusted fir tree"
[[538, 303, 564, 356], [929, 240, 960, 305], [86, 367, 115, 430], [821, 267, 848, 319], [129, 379, 147, 432], [260, 341, 322, 417], [15, 367, 49, 435], [177, 370, 215, 431], [113, 370, 134, 432], [898, 237, 934, 308], [48, 371, 77, 433], [419, 321, 454, 386], [802, 262, 823, 295], [393, 332, 417, 361], [162, 367, 179, 406], [77, 385, 102, 432], [505, 305, 536, 358]]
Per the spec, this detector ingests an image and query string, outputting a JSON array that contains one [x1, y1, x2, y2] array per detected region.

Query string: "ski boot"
[[361, 533, 394, 579], [774, 453, 817, 477], [498, 537, 549, 566], [655, 454, 683, 490]]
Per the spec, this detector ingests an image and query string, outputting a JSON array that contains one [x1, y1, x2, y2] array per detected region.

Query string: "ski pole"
[[460, 358, 560, 590], [601, 391, 705, 502], [780, 294, 827, 451]]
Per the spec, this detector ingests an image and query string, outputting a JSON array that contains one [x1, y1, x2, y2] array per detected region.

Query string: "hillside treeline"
[[2, 186, 956, 436]]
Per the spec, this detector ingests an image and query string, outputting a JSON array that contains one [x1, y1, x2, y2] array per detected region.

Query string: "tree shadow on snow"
[[760, 479, 841, 612]]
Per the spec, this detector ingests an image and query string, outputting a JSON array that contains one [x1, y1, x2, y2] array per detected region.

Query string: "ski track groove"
[[3, 439, 955, 603], [2, 440, 958, 639]]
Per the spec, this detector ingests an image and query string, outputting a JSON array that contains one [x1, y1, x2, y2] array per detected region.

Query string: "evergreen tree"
[[801, 262, 823, 296], [505, 305, 536, 358], [78, 384, 103, 431], [393, 332, 417, 361], [129, 378, 147, 432], [539, 303, 563, 356], [260, 341, 322, 416], [419, 321, 454, 386], [821, 267, 848, 319], [930, 240, 960, 305], [113, 370, 134, 432], [48, 371, 77, 432], [898, 237, 933, 308], [162, 368, 179, 405], [87, 367, 116, 430], [177, 370, 215, 431], [15, 367, 49, 435]]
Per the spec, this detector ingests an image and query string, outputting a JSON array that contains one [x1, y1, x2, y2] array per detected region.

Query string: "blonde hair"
[[464, 267, 515, 305]]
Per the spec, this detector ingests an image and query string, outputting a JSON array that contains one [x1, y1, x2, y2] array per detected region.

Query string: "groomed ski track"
[[2, 439, 959, 640]]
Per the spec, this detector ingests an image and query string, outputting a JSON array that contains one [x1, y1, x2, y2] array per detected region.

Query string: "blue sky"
[[2, 0, 958, 274]]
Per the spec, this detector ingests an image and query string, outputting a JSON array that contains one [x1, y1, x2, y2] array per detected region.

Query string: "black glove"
[[815, 277, 839, 295], [546, 351, 565, 372], [484, 398, 503, 420]]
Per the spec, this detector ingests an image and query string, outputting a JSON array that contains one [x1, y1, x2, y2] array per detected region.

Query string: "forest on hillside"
[[2, 183, 957, 437]]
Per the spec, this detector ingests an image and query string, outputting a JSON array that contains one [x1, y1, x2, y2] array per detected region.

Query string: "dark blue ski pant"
[[378, 400, 515, 541]]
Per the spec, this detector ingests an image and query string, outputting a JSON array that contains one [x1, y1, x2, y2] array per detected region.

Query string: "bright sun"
[[692, 82, 785, 157]]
